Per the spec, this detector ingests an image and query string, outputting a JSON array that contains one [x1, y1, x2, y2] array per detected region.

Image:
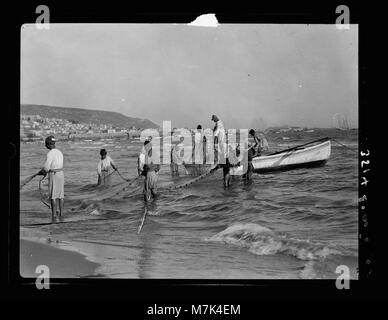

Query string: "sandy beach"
[[20, 238, 101, 278]]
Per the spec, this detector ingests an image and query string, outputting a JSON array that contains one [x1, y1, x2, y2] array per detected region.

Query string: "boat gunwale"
[[253, 139, 331, 162]]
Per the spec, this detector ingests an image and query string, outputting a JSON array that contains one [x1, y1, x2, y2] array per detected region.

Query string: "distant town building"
[[20, 113, 132, 141]]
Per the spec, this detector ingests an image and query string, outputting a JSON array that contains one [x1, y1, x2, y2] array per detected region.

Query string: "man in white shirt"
[[193, 125, 204, 165], [211, 114, 226, 165], [97, 149, 117, 186], [36, 136, 65, 221]]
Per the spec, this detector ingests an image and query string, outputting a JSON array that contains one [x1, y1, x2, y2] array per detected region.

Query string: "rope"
[[112, 175, 142, 196], [331, 138, 358, 154], [20, 173, 37, 190], [104, 170, 117, 178], [165, 164, 220, 190], [110, 165, 218, 198], [100, 168, 132, 182], [38, 176, 51, 209], [137, 206, 148, 234], [115, 169, 131, 182]]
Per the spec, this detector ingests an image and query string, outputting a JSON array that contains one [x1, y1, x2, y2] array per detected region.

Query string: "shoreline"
[[20, 237, 103, 278], [19, 134, 136, 143]]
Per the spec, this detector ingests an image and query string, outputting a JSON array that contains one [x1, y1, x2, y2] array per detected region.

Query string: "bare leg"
[[223, 167, 230, 187], [248, 163, 253, 181], [143, 175, 151, 201], [50, 199, 56, 222], [245, 163, 253, 184], [143, 178, 147, 201], [59, 198, 64, 216], [225, 172, 230, 187]]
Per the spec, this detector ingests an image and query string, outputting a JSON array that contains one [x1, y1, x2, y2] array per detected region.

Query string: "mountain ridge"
[[21, 104, 159, 129]]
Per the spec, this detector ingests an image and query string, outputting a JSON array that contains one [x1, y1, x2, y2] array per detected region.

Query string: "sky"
[[21, 23, 358, 129]]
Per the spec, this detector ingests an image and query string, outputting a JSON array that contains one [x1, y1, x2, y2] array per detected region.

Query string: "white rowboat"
[[183, 138, 331, 175], [252, 138, 331, 173]]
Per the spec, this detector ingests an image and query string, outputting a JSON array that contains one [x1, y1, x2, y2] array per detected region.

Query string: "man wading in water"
[[138, 140, 160, 201], [97, 149, 117, 186], [212, 115, 230, 187], [242, 142, 255, 184], [249, 129, 269, 156], [36, 136, 65, 222], [211, 115, 226, 164]]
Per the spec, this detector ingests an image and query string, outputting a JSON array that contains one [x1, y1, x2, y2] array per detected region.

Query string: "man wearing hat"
[[36, 136, 65, 220], [97, 149, 117, 186]]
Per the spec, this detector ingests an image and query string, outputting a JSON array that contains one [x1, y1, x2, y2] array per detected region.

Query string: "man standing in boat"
[[138, 140, 160, 201], [97, 149, 118, 186], [36, 136, 65, 221]]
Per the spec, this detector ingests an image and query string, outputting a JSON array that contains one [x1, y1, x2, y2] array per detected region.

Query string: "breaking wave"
[[206, 223, 349, 261]]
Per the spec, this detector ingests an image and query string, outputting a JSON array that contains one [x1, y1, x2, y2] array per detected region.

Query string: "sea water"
[[19, 128, 358, 279]]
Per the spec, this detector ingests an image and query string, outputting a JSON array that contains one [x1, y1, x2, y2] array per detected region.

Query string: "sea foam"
[[207, 223, 343, 261]]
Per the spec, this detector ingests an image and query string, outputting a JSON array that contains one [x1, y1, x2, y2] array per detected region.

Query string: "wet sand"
[[20, 238, 101, 278]]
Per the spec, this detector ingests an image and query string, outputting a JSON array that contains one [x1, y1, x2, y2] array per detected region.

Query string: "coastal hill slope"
[[21, 104, 159, 129]]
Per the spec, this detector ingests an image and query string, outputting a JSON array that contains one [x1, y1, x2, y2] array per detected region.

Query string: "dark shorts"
[[221, 158, 242, 175], [220, 158, 231, 175], [243, 162, 254, 180]]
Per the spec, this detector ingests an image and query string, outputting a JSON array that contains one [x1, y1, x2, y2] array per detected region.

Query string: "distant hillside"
[[21, 104, 159, 129]]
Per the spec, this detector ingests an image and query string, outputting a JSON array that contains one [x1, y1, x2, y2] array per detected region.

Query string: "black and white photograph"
[[18, 20, 359, 281]]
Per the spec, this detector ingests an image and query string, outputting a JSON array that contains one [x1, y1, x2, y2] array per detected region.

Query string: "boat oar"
[[20, 173, 38, 190], [137, 206, 148, 234]]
